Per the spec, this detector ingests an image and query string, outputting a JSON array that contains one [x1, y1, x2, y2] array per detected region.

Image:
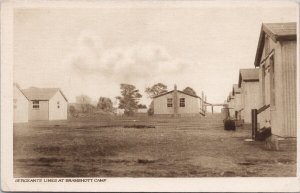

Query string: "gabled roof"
[[13, 83, 29, 100], [153, 90, 200, 99], [238, 68, 259, 87], [22, 87, 68, 102], [232, 84, 241, 95], [227, 92, 234, 101], [254, 22, 297, 67]]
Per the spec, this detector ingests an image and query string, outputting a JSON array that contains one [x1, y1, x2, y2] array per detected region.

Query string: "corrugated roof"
[[254, 22, 297, 67], [22, 87, 68, 101], [238, 68, 259, 87]]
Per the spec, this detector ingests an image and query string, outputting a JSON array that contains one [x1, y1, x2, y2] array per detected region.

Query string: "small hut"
[[13, 83, 29, 123], [254, 22, 296, 137], [153, 85, 205, 116], [238, 68, 260, 123], [232, 84, 242, 120], [227, 92, 235, 118], [22, 87, 68, 121]]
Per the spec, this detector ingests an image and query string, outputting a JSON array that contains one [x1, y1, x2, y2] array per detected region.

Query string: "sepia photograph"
[[1, 0, 299, 192]]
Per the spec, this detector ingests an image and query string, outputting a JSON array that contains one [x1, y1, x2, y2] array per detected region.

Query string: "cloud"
[[66, 31, 193, 84]]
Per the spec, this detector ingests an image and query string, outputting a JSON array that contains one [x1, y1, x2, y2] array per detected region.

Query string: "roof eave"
[[58, 89, 69, 102], [153, 90, 173, 98], [277, 34, 297, 41], [255, 23, 297, 67], [238, 72, 242, 88], [254, 25, 265, 67]]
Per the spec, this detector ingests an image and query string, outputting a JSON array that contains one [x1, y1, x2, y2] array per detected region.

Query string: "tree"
[[137, 104, 147, 109], [76, 95, 92, 113], [183, 87, 197, 96], [116, 84, 142, 116], [97, 97, 113, 112], [145, 83, 168, 98], [147, 101, 154, 116], [68, 105, 77, 117]]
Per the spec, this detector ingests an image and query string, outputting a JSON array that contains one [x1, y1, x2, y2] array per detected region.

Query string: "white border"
[[1, 0, 300, 192]]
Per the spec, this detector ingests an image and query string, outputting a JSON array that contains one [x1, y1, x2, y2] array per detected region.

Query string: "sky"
[[13, 1, 297, 111]]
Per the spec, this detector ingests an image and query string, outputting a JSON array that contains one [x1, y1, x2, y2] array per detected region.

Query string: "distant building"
[[137, 108, 148, 113], [153, 85, 205, 116], [254, 22, 296, 137], [13, 84, 29, 123], [232, 84, 242, 120], [116, 108, 125, 115], [22, 87, 68, 121], [238, 68, 260, 123], [227, 92, 235, 118]]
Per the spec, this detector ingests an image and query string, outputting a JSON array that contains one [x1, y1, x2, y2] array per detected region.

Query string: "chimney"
[[173, 84, 178, 116]]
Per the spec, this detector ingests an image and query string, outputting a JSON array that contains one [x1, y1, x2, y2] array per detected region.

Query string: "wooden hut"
[[22, 87, 68, 121], [254, 22, 296, 137], [232, 84, 242, 120], [227, 92, 235, 118], [13, 83, 29, 123], [153, 85, 205, 116], [238, 68, 260, 124]]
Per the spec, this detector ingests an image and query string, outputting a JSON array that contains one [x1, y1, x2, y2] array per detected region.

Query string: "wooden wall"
[[49, 91, 68, 120], [258, 35, 297, 137], [241, 81, 260, 123], [28, 100, 49, 121], [276, 41, 297, 137], [13, 85, 29, 123]]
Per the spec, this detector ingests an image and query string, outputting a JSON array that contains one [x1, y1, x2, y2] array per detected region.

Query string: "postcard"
[[1, 0, 299, 192]]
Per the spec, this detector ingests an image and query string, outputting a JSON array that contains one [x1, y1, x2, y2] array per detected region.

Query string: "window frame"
[[179, 98, 185, 107], [32, 100, 40, 109], [167, 98, 173, 107]]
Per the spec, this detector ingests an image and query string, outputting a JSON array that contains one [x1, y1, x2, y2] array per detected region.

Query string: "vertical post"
[[211, 106, 214, 114], [251, 109, 258, 140], [201, 91, 204, 115]]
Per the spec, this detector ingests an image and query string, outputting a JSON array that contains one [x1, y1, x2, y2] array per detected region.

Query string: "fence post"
[[251, 109, 258, 140]]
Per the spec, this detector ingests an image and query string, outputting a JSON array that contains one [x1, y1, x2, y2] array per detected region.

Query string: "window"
[[180, 98, 185, 107], [167, 98, 173, 107], [33, 100, 39, 109], [57, 101, 60, 109], [13, 99, 17, 109], [270, 56, 275, 106]]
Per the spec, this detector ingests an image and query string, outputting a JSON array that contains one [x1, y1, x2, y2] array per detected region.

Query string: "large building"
[[254, 22, 296, 137], [153, 85, 205, 116], [13, 84, 29, 123], [22, 87, 68, 121], [238, 68, 260, 123]]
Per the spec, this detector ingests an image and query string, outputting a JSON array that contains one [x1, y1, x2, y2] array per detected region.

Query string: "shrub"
[[147, 108, 154, 116]]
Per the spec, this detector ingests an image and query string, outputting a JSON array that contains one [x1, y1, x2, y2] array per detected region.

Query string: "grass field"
[[14, 113, 297, 177]]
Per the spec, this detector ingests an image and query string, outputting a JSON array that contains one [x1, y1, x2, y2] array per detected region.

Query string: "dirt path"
[[13, 114, 296, 177]]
